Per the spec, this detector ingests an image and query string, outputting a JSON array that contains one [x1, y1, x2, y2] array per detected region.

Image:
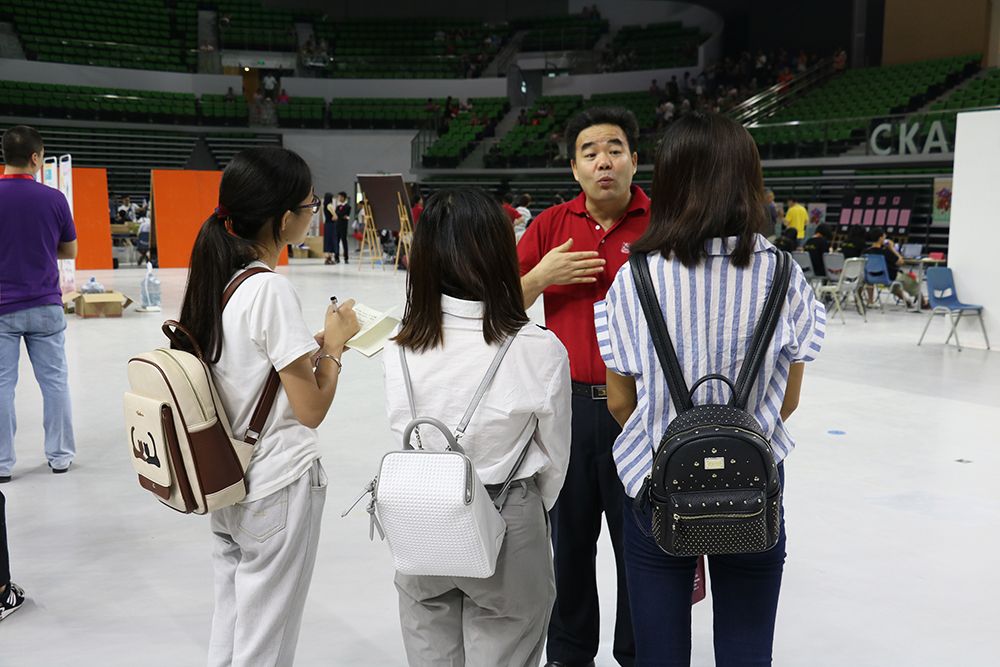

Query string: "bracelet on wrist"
[[316, 353, 342, 371]]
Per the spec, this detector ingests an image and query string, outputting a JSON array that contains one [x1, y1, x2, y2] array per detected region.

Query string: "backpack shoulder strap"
[[223, 266, 280, 446], [398, 334, 517, 450], [628, 252, 693, 413], [731, 250, 792, 410]]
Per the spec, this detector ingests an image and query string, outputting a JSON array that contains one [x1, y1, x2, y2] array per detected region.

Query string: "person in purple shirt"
[[0, 125, 77, 483]]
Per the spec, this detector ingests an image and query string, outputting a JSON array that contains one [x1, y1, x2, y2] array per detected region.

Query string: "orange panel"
[[151, 169, 288, 268], [71, 167, 112, 270], [151, 169, 222, 269]]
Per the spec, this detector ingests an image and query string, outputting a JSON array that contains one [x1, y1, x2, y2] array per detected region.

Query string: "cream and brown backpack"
[[123, 268, 280, 514]]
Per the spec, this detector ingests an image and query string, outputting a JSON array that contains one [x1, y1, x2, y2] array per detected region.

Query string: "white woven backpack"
[[344, 334, 536, 578], [123, 268, 280, 515]]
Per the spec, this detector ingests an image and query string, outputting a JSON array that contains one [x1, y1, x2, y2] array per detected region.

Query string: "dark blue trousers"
[[547, 394, 635, 666], [623, 465, 786, 667]]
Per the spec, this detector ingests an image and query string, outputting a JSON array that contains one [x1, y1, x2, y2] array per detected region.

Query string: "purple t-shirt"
[[0, 176, 77, 316]]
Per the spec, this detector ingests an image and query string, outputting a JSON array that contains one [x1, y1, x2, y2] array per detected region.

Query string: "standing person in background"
[[322, 192, 337, 265], [0, 125, 77, 482], [765, 189, 780, 239], [411, 194, 424, 226], [784, 197, 808, 242], [334, 191, 351, 265], [0, 490, 25, 620], [262, 72, 278, 100], [516, 193, 534, 229], [501, 192, 524, 229], [519, 107, 647, 667]]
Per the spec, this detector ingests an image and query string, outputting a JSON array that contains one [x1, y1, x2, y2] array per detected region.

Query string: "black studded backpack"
[[628, 250, 791, 557]]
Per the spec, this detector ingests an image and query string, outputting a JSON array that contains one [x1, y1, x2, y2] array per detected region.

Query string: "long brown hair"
[[631, 112, 767, 267], [394, 187, 528, 352]]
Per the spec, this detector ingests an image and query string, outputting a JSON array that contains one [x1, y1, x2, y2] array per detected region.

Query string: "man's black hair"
[[564, 107, 640, 164]]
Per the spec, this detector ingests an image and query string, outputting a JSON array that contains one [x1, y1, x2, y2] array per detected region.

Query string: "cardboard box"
[[304, 236, 325, 258], [290, 246, 310, 259], [62, 291, 134, 318]]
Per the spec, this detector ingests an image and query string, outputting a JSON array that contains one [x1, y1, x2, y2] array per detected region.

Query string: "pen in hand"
[[330, 296, 339, 311]]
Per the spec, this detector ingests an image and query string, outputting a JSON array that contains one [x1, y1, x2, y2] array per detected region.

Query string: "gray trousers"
[[207, 460, 328, 667], [395, 477, 555, 667]]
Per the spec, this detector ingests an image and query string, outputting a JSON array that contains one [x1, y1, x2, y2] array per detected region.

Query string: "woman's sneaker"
[[0, 582, 25, 621]]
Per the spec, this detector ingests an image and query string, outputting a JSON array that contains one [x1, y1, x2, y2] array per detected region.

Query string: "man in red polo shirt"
[[519, 107, 648, 667]]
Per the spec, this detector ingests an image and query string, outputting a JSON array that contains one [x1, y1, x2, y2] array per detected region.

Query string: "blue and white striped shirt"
[[594, 235, 826, 498]]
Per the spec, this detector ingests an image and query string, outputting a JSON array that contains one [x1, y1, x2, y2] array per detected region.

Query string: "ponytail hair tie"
[[215, 205, 230, 218]]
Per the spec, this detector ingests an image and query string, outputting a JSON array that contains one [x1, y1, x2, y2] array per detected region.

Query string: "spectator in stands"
[[803, 223, 832, 277], [334, 192, 351, 264], [262, 72, 278, 100], [862, 228, 923, 309], [0, 489, 24, 621], [774, 226, 799, 252], [323, 192, 337, 265], [424, 98, 438, 112], [277, 89, 290, 105], [648, 79, 661, 99], [667, 75, 679, 102], [0, 125, 77, 481], [115, 209, 129, 226], [840, 225, 866, 258], [518, 107, 646, 667], [834, 47, 848, 72], [785, 197, 808, 240], [224, 87, 237, 103]]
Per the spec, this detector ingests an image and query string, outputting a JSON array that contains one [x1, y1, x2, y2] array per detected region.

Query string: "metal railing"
[[729, 58, 836, 126]]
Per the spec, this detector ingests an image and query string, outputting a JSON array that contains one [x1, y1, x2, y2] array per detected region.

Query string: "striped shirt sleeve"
[[595, 266, 640, 377], [784, 263, 827, 363]]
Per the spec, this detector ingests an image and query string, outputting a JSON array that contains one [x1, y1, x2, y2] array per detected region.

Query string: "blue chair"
[[863, 253, 904, 311], [917, 267, 990, 351]]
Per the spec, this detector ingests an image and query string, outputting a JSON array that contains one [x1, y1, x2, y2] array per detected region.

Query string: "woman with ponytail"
[[178, 147, 360, 666]]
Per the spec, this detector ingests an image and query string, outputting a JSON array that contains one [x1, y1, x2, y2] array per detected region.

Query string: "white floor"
[[3, 259, 998, 666]]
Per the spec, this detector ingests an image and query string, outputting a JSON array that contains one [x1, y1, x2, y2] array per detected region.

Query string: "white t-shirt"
[[213, 261, 321, 502]]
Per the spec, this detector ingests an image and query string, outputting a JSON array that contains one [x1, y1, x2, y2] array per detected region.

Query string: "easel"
[[394, 192, 413, 270], [357, 197, 382, 270]]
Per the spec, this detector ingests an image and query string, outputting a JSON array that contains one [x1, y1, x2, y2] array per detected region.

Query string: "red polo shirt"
[[502, 202, 522, 223], [518, 185, 650, 384]]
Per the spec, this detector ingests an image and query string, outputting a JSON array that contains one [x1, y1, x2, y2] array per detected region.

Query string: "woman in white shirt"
[[177, 147, 360, 666], [383, 187, 572, 667]]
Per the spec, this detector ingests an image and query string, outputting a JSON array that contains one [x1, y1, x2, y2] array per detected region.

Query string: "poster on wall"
[[806, 202, 827, 236], [932, 177, 952, 223]]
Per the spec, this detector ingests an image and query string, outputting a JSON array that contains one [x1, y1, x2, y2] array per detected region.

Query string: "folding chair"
[[917, 267, 990, 351], [863, 253, 905, 311], [822, 251, 845, 285], [791, 250, 815, 283], [816, 257, 866, 324]]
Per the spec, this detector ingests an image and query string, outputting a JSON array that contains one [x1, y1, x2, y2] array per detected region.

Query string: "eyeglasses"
[[293, 194, 321, 215]]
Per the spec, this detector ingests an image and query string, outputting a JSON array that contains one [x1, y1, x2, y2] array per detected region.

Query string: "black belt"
[[571, 382, 608, 400]]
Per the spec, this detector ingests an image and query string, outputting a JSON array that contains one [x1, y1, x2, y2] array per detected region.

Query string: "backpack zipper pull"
[[367, 498, 385, 541], [341, 477, 376, 517]]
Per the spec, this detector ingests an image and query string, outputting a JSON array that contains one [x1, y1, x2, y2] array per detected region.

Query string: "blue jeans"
[[0, 305, 76, 475], [623, 465, 786, 667]]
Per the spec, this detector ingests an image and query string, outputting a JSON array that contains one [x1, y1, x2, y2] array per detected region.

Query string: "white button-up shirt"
[[383, 295, 572, 510]]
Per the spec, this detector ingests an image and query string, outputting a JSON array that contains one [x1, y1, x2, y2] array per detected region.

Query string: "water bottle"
[[81, 276, 105, 294], [138, 262, 162, 312]]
